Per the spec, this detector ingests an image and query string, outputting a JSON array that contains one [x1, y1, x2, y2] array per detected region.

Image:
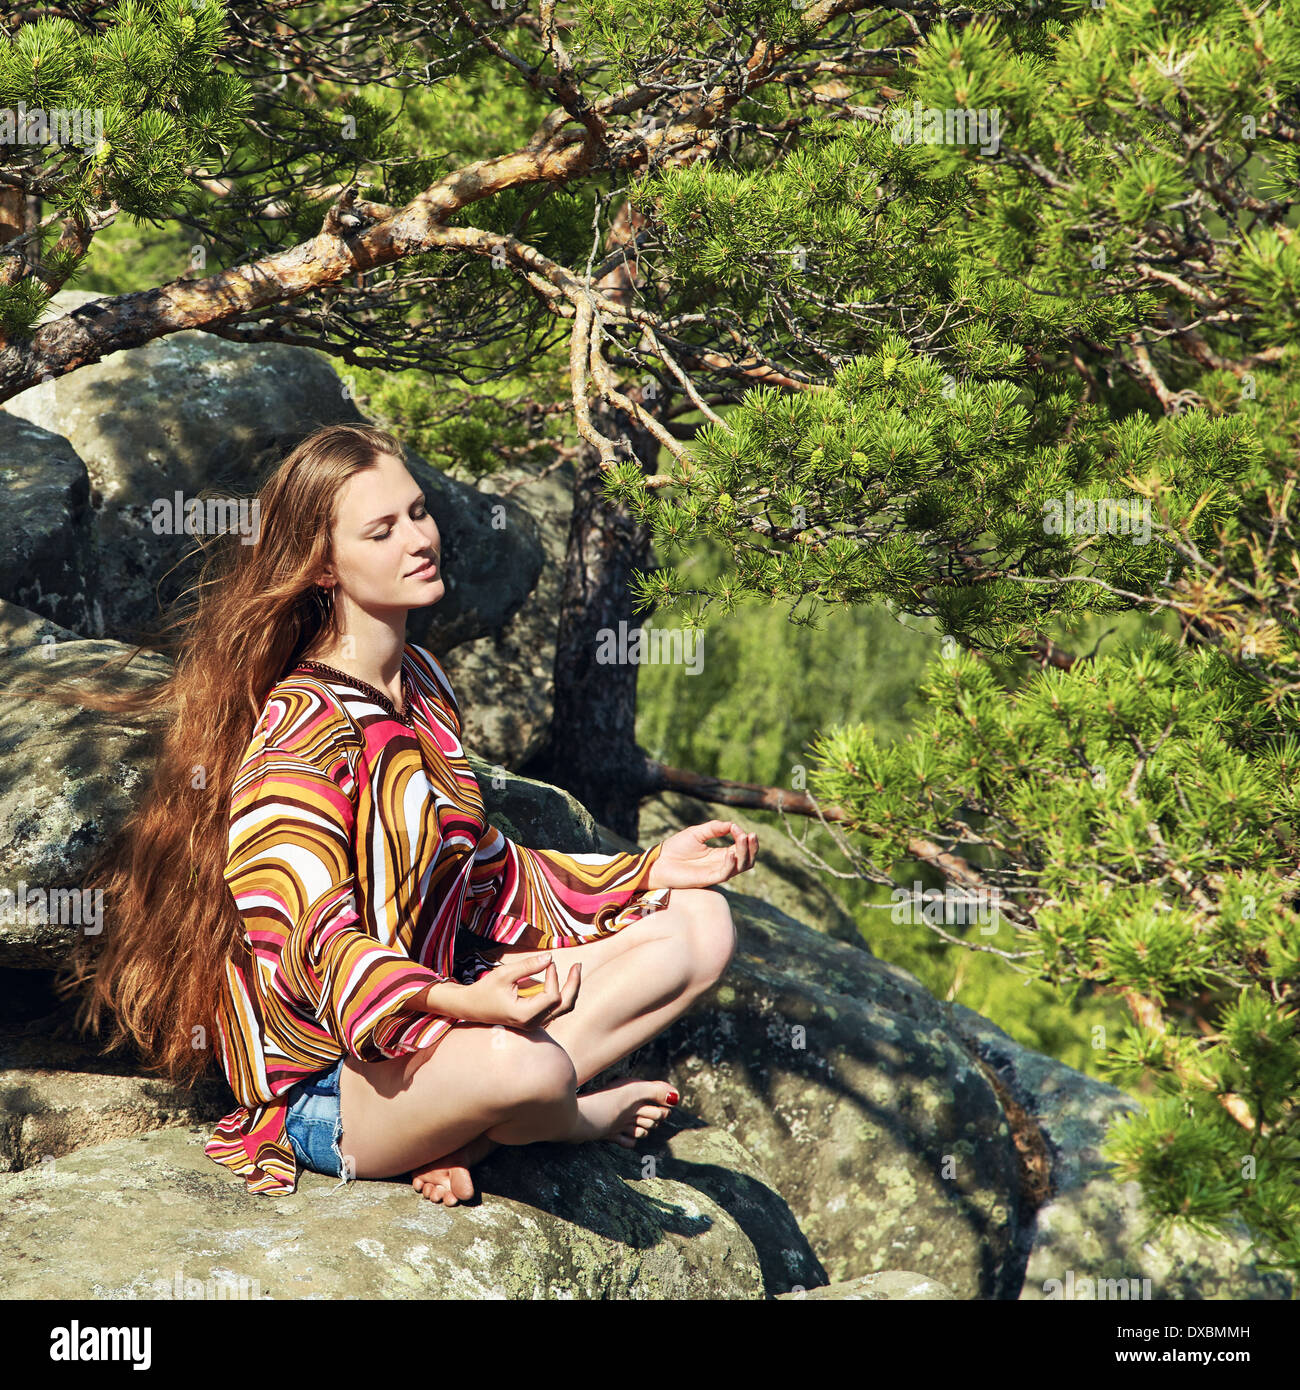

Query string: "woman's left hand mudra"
[[647, 821, 758, 890]]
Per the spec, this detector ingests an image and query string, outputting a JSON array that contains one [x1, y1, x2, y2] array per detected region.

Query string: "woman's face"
[[321, 451, 444, 612]]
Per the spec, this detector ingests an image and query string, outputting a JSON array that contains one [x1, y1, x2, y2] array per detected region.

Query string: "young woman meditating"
[[52, 422, 754, 1206]]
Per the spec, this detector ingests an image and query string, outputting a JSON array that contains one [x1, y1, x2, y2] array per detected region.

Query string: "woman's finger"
[[503, 952, 555, 983], [535, 965, 581, 1026], [522, 963, 563, 1024]]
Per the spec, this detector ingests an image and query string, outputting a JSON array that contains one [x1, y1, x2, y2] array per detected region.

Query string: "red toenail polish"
[[667, 1090, 679, 1105]]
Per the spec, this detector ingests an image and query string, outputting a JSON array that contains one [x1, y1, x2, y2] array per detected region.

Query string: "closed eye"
[[375, 502, 428, 540]]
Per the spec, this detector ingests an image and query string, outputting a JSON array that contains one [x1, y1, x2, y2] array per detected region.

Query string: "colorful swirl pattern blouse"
[[204, 642, 669, 1194]]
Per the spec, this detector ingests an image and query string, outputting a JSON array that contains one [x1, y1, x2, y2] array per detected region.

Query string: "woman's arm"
[[423, 979, 467, 1015]]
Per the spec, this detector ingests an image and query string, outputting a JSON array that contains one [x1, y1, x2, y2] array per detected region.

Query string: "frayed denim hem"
[[329, 1106, 355, 1192]]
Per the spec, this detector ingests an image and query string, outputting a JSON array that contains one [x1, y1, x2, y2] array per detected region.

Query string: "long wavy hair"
[[7, 421, 404, 1087]]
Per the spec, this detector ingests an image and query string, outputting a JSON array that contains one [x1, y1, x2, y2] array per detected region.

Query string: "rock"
[[0, 601, 172, 968], [595, 891, 1025, 1299], [779, 1271, 958, 1300], [1, 290, 544, 657], [945, 1000, 1139, 1195], [944, 1001, 1294, 1300], [441, 451, 582, 767], [0, 414, 100, 637], [0, 1067, 230, 1174], [1020, 1177, 1292, 1301], [0, 1119, 822, 1299], [659, 1117, 828, 1294]]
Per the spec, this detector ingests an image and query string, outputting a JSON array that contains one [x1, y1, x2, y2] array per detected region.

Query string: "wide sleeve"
[[221, 731, 455, 1062], [460, 829, 672, 949]]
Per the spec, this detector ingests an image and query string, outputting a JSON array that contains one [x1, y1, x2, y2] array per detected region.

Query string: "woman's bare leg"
[[408, 888, 736, 1203], [337, 1020, 676, 1180], [340, 888, 736, 1200], [531, 887, 737, 1084]]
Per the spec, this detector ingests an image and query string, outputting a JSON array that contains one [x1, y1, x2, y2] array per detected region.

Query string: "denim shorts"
[[284, 1056, 353, 1189]]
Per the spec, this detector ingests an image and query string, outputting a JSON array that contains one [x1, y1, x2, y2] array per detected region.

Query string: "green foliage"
[[0, 0, 251, 335], [635, 534, 1140, 1079], [800, 636, 1300, 1269], [622, 334, 1262, 662]]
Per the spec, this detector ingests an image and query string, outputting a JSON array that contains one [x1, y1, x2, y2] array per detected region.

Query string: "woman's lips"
[[409, 559, 438, 578]]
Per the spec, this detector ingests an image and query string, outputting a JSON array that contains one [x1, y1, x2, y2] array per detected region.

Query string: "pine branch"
[[639, 753, 1039, 932]]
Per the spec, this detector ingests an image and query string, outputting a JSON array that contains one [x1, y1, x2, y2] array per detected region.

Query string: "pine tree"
[[612, 3, 1300, 1280]]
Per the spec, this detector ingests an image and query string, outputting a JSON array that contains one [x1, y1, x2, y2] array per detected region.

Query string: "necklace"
[[293, 657, 417, 728]]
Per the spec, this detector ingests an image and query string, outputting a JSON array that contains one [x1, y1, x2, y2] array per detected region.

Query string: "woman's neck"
[[298, 640, 408, 704]]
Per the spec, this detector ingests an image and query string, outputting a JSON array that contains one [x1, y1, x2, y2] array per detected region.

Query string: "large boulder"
[[1, 290, 544, 659], [585, 887, 1026, 1298], [441, 452, 583, 767], [0, 1120, 822, 1299], [0, 1064, 229, 1174], [945, 1004, 1294, 1301], [0, 414, 100, 637], [0, 602, 170, 968]]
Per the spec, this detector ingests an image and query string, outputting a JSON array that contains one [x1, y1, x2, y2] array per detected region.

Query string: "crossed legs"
[[335, 887, 737, 1200]]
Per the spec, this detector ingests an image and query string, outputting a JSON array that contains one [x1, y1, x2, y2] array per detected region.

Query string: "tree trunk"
[[516, 395, 661, 842]]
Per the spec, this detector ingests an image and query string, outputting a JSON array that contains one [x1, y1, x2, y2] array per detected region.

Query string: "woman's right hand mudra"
[[453, 951, 580, 1029]]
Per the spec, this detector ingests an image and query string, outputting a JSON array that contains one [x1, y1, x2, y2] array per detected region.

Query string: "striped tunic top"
[[203, 642, 669, 1195]]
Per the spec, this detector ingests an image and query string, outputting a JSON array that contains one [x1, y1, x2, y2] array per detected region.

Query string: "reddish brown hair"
[[8, 422, 403, 1085]]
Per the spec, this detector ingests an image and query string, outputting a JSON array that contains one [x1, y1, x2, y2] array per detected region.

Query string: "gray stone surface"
[[578, 846, 1026, 1298], [3, 290, 544, 656], [0, 601, 172, 967], [0, 1065, 230, 1173], [944, 1001, 1293, 1300], [0, 414, 100, 636], [779, 1270, 958, 1300], [442, 452, 583, 767], [0, 1119, 821, 1299]]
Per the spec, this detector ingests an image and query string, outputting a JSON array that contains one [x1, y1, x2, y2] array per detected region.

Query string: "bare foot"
[[410, 1131, 497, 1206], [570, 1078, 678, 1149], [411, 1080, 679, 1203]]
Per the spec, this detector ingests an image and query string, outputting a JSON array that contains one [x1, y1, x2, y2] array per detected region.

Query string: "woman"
[[44, 421, 755, 1206]]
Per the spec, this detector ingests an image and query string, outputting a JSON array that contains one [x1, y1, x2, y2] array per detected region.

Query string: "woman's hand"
[[647, 821, 758, 890], [449, 951, 581, 1028]]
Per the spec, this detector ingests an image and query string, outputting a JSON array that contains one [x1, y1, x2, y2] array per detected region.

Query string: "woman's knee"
[[675, 888, 737, 990], [463, 1023, 579, 1110]]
